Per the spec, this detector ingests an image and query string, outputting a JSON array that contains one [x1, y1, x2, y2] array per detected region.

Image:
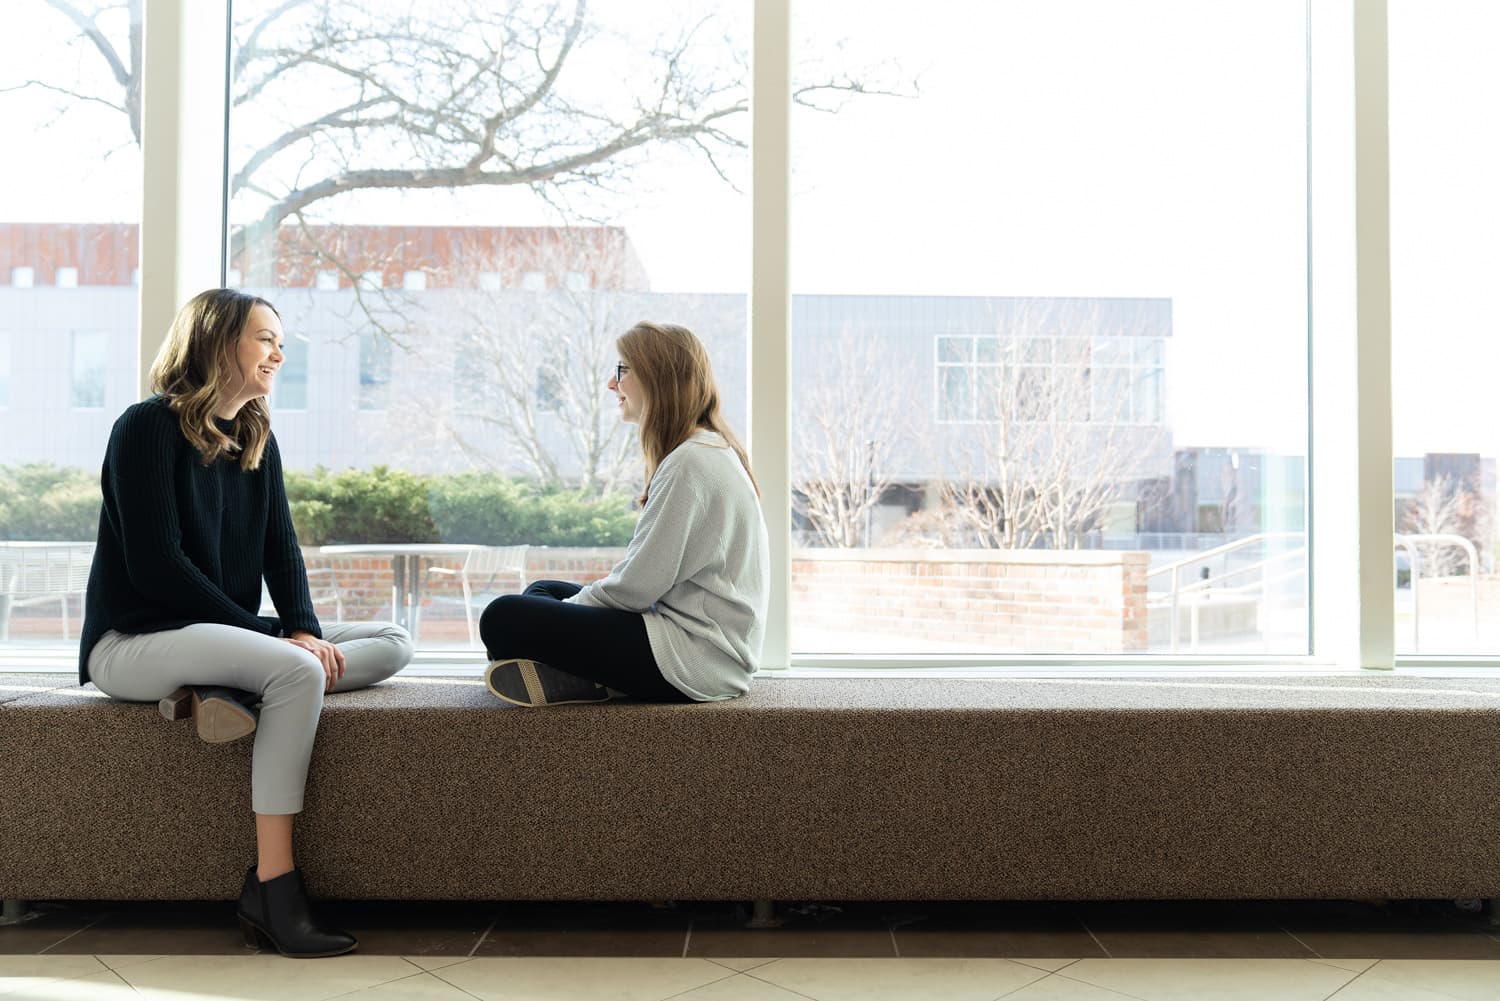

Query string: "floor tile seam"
[[1076, 917, 1113, 959], [1042, 967, 1154, 1001], [465, 911, 502, 958], [318, 967, 436, 1001], [740, 964, 830, 1001], [657, 965, 750, 1001], [993, 966, 1058, 1001], [324, 966, 486, 1001], [89, 966, 144, 997], [1275, 922, 1323, 959], [33, 914, 110, 956], [424, 961, 493, 1001], [116, 965, 146, 998], [1320, 963, 1378, 1001], [1354, 960, 1500, 1001]]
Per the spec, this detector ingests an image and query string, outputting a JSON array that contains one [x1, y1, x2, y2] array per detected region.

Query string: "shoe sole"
[[237, 914, 358, 958], [159, 686, 256, 742], [484, 659, 612, 707]]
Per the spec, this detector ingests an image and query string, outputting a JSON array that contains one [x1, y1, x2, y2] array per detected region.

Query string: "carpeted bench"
[[3, 672, 1500, 905]]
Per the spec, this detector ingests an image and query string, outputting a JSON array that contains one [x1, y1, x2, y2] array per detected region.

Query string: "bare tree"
[[942, 299, 1165, 550], [793, 327, 916, 547], [13, 0, 911, 279], [372, 231, 636, 493], [1400, 475, 1481, 578]]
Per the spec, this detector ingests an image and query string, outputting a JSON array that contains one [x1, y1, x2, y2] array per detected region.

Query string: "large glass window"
[[271, 332, 309, 411], [1390, 0, 1499, 655], [0, 3, 141, 654], [790, 1, 1310, 656], [70, 331, 108, 409], [227, 0, 748, 650]]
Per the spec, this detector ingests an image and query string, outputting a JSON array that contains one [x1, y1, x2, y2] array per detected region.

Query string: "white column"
[[749, 0, 792, 670], [137, 0, 231, 398], [1309, 0, 1393, 670], [1353, 0, 1395, 668]]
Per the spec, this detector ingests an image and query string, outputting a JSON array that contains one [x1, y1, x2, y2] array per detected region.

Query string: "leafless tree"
[[1400, 475, 1483, 578], [942, 299, 1164, 550], [13, 0, 912, 279], [371, 231, 636, 493], [793, 327, 916, 547]]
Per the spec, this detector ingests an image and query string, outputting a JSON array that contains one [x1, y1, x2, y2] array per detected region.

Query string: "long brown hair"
[[617, 321, 758, 505], [148, 288, 278, 470]]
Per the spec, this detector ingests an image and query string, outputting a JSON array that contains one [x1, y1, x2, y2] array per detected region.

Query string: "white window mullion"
[[1309, 0, 1393, 671], [749, 0, 792, 671], [1353, 0, 1395, 669], [137, 0, 231, 399]]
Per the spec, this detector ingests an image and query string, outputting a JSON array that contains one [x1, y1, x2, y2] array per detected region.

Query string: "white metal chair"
[[0, 542, 95, 641], [259, 565, 345, 621], [424, 544, 529, 645]]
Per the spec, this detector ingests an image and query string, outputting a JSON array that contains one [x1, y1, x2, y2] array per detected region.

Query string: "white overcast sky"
[[3, 0, 1497, 458]]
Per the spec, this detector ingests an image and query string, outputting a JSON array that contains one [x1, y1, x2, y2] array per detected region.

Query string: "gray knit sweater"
[[566, 430, 769, 700]]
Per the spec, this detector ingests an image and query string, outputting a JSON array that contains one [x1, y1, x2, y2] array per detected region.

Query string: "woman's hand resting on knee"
[[286, 632, 346, 690]]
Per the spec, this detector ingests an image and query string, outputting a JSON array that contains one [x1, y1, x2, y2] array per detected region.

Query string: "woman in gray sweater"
[[480, 321, 770, 706]]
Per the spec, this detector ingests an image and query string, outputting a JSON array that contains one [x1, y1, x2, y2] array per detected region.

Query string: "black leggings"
[[478, 580, 693, 703]]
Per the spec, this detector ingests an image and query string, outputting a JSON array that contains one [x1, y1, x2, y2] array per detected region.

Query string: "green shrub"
[[285, 467, 637, 546], [530, 486, 638, 546], [284, 466, 438, 544], [0, 463, 633, 548], [0, 464, 101, 540], [428, 474, 636, 546], [287, 499, 335, 546]]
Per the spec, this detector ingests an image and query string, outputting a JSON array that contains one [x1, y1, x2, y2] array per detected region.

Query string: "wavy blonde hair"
[[617, 321, 757, 506], [148, 288, 278, 470]]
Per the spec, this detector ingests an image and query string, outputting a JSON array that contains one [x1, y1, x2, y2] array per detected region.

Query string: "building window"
[[359, 270, 383, 291], [935, 335, 989, 423], [563, 270, 588, 292], [316, 270, 340, 290], [272, 333, 309, 411], [521, 271, 546, 292], [10, 267, 34, 288], [358, 332, 391, 411], [71, 331, 107, 409], [402, 270, 427, 291], [55, 266, 79, 288], [226, 268, 243, 287], [478, 271, 502, 291]]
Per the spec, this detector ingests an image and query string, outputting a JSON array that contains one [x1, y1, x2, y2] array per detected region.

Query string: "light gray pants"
[[89, 621, 412, 814]]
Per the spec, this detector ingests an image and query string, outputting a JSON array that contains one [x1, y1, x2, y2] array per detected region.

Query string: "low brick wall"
[[298, 547, 620, 625], [791, 548, 1149, 654], [4, 547, 1148, 653]]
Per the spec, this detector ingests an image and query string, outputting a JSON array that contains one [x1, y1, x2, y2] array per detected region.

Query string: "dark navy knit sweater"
[[78, 396, 320, 683]]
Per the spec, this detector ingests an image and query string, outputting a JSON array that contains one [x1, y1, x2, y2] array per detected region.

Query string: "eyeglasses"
[[614, 363, 630, 382]]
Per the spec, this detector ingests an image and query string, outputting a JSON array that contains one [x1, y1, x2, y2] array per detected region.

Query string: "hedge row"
[[0, 463, 638, 547]]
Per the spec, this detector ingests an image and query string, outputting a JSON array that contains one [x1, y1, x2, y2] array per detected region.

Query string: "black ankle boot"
[[236, 866, 357, 958]]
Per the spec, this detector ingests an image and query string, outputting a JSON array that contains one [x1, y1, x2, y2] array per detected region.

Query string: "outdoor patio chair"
[[258, 565, 345, 622], [423, 544, 530, 645], [0, 542, 95, 642]]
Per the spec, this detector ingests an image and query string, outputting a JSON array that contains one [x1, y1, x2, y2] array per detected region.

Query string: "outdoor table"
[[316, 543, 480, 642]]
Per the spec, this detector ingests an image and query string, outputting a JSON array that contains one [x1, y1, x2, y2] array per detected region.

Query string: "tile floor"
[[3, 898, 1500, 1000]]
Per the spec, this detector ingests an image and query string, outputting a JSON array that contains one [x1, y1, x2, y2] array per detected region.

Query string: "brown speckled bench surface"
[[5, 671, 1500, 902]]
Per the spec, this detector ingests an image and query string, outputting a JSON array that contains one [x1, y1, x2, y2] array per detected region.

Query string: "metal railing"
[[1394, 532, 1479, 652], [1147, 532, 1307, 652]]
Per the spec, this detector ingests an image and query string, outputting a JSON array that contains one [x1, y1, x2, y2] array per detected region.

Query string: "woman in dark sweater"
[[80, 289, 411, 958]]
